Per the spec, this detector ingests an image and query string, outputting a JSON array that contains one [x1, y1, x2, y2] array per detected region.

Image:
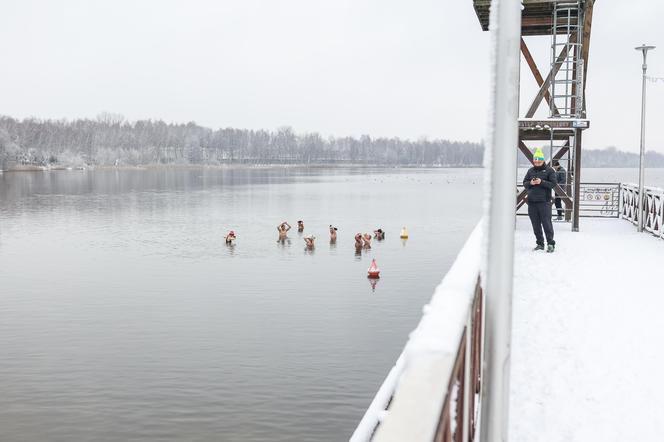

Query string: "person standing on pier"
[[552, 160, 567, 221], [523, 148, 557, 252]]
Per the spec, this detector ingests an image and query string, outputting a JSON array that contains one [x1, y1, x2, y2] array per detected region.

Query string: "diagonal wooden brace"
[[516, 185, 572, 212], [553, 184, 572, 207], [518, 140, 570, 165], [581, 0, 594, 112], [516, 188, 528, 210], [520, 38, 560, 115], [552, 145, 570, 162], [525, 32, 577, 118], [518, 140, 534, 164]]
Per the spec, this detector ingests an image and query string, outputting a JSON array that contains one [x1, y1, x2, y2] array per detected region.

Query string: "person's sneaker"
[[556, 216, 563, 221], [546, 244, 555, 253], [533, 244, 545, 251]]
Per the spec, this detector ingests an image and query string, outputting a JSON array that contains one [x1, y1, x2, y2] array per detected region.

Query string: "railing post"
[[480, 0, 520, 441], [653, 194, 664, 238]]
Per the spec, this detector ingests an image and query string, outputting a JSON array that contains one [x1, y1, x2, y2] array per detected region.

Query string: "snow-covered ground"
[[510, 217, 664, 441]]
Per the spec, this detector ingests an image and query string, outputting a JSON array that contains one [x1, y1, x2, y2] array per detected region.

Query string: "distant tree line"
[[581, 146, 664, 168], [0, 114, 483, 169], [517, 146, 664, 168], [2, 114, 662, 170]]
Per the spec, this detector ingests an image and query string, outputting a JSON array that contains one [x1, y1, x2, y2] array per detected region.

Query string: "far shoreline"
[[1, 163, 485, 173], [3, 163, 664, 174]]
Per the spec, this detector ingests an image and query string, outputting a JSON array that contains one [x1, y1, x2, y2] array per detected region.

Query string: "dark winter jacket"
[[556, 166, 567, 186], [523, 164, 557, 203]]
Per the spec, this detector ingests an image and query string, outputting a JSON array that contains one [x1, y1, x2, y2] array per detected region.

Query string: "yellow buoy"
[[400, 227, 409, 239]]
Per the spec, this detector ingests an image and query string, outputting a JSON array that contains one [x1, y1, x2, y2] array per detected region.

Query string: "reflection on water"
[[0, 167, 484, 442], [226, 243, 237, 256]]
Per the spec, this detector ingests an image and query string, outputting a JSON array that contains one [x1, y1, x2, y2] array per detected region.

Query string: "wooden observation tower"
[[473, 0, 595, 231]]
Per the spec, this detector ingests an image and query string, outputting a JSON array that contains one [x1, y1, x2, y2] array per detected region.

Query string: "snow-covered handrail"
[[350, 224, 484, 441], [620, 183, 664, 239]]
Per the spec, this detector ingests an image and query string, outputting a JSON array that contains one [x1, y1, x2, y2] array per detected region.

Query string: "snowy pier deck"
[[510, 217, 664, 441], [352, 213, 664, 442]]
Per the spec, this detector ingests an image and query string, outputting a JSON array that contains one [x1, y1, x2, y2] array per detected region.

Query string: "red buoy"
[[367, 259, 380, 279]]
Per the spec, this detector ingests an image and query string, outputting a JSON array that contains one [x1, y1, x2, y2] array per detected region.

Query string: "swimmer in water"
[[373, 228, 385, 240], [304, 235, 315, 249], [225, 230, 236, 244], [297, 220, 304, 232], [362, 233, 372, 249], [329, 225, 338, 243], [354, 233, 363, 250], [277, 221, 291, 241]]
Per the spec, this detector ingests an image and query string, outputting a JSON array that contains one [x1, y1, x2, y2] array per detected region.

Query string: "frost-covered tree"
[[0, 115, 491, 168]]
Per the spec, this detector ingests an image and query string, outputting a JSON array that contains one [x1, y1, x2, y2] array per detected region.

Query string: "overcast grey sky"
[[1, 0, 663, 152]]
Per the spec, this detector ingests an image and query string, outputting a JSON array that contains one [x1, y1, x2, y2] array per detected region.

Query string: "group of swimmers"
[[353, 230, 385, 250], [282, 220, 385, 250], [225, 221, 386, 250]]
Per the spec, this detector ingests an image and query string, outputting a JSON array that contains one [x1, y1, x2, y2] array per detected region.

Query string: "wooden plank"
[[552, 147, 569, 161], [473, 0, 568, 35], [517, 189, 528, 209], [475, 0, 556, 5], [518, 140, 534, 164], [474, 0, 573, 34], [520, 38, 559, 114], [525, 33, 577, 118], [517, 186, 571, 211], [373, 355, 456, 442], [581, 0, 595, 113], [520, 131, 574, 141], [553, 184, 572, 204], [553, 185, 573, 221], [552, 140, 571, 161], [521, 15, 578, 30], [571, 44, 578, 115]]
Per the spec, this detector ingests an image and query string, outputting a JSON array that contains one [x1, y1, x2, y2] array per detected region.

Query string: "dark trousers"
[[528, 202, 555, 246], [554, 197, 563, 217]]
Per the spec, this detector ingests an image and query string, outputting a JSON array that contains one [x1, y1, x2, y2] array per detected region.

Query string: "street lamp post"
[[635, 44, 655, 232]]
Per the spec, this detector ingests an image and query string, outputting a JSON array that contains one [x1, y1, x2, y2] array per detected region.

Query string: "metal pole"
[[572, 130, 582, 231], [635, 44, 655, 232], [480, 0, 520, 441]]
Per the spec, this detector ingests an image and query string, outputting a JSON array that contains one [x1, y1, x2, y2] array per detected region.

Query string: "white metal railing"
[[350, 224, 484, 442], [620, 183, 664, 239]]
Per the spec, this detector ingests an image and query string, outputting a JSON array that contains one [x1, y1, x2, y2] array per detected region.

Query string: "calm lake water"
[[0, 167, 484, 442], [1, 166, 662, 442]]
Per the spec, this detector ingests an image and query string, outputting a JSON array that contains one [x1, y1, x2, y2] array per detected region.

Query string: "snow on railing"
[[350, 224, 484, 442], [620, 183, 664, 239]]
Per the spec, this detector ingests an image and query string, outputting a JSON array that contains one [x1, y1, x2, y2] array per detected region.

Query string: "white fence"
[[350, 225, 484, 442], [620, 183, 664, 239]]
